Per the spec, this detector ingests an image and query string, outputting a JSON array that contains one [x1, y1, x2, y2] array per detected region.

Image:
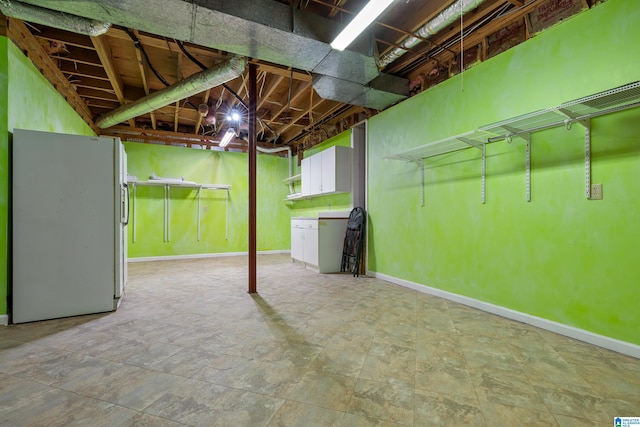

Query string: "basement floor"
[[1, 254, 639, 426]]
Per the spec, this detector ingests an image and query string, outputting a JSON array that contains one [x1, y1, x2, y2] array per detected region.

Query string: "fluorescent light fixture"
[[219, 128, 236, 148], [330, 0, 395, 51]]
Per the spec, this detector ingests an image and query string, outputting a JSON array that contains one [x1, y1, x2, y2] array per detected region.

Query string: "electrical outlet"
[[590, 183, 603, 200]]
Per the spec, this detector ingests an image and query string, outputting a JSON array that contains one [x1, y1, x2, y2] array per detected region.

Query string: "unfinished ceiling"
[[1, 0, 593, 153]]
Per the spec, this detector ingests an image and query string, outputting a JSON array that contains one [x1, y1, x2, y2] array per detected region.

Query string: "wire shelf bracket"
[[385, 81, 640, 205]]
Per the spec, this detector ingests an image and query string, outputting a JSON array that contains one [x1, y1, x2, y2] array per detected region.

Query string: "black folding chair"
[[341, 207, 366, 277]]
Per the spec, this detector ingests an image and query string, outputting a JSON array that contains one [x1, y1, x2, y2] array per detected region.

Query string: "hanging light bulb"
[[198, 103, 209, 117]]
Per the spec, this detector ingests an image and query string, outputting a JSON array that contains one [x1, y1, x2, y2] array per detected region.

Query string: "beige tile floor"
[[1, 254, 639, 426]]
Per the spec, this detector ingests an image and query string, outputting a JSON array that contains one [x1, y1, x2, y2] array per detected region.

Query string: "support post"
[[248, 63, 257, 294]]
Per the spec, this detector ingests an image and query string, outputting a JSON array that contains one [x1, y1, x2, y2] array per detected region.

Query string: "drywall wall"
[[287, 131, 352, 217], [0, 39, 95, 316], [367, 0, 640, 345], [125, 142, 291, 257]]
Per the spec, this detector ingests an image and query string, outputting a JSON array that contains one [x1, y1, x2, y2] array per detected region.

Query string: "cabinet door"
[[332, 146, 352, 193], [304, 226, 319, 266], [309, 154, 323, 195], [320, 146, 352, 194], [291, 225, 305, 261], [301, 157, 312, 196], [320, 147, 336, 194]]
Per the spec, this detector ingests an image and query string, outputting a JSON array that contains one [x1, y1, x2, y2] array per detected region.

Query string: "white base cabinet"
[[291, 216, 348, 273]]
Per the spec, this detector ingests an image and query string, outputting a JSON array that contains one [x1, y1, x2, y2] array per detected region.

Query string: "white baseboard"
[[0, 314, 8, 326], [128, 250, 290, 263], [371, 271, 640, 360]]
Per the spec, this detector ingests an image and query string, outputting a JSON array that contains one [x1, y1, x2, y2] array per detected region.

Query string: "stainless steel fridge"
[[12, 129, 128, 323]]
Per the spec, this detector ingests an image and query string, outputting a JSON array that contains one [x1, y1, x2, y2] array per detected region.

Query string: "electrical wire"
[[400, 2, 510, 76], [176, 39, 278, 139], [125, 28, 171, 87], [176, 40, 248, 109], [124, 29, 201, 115], [277, 68, 294, 140]]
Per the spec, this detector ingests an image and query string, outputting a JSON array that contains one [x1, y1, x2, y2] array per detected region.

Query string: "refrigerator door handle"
[[122, 183, 130, 226]]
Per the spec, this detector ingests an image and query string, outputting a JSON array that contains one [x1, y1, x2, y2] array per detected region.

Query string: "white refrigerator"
[[12, 129, 128, 323]]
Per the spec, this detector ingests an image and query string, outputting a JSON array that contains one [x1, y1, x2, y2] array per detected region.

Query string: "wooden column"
[[248, 63, 257, 294]]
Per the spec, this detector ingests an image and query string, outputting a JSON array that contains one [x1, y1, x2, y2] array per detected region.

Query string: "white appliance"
[[12, 129, 128, 323]]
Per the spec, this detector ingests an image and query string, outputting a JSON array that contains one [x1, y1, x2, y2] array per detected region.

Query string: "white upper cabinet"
[[301, 145, 352, 197]]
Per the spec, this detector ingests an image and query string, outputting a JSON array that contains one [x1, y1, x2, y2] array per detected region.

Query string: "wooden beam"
[[230, 69, 249, 109], [279, 95, 328, 135], [73, 77, 118, 92], [405, 0, 543, 82], [75, 87, 119, 101], [132, 30, 156, 129], [108, 28, 228, 61], [386, 0, 508, 75], [257, 74, 284, 110], [328, 0, 348, 18], [58, 61, 109, 81], [194, 89, 211, 134], [270, 81, 311, 130], [91, 35, 126, 102], [50, 48, 102, 67], [173, 51, 182, 132], [33, 28, 95, 49], [252, 61, 312, 82], [6, 18, 96, 131]]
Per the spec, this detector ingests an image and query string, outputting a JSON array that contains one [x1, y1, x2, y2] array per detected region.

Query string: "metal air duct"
[[96, 57, 247, 129], [19, 0, 408, 110], [313, 73, 408, 110], [0, 0, 110, 36], [377, 0, 488, 69]]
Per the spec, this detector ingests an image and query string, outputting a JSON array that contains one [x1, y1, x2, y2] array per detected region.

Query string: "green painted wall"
[[367, 0, 640, 345], [0, 39, 95, 316], [125, 143, 291, 257], [7, 45, 94, 135], [288, 131, 353, 217]]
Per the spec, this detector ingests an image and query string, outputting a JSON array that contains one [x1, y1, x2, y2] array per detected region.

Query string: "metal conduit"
[[257, 145, 294, 194], [96, 57, 247, 129], [377, 0, 487, 69]]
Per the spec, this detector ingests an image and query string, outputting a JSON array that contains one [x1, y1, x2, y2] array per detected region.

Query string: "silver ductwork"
[[19, 0, 408, 110], [313, 73, 408, 110], [0, 0, 110, 36], [378, 0, 487, 69], [96, 57, 247, 129]]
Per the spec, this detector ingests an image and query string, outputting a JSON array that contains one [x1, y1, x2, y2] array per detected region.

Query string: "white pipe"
[[257, 145, 294, 194]]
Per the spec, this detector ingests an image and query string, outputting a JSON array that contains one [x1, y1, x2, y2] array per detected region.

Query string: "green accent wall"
[[0, 38, 95, 316], [125, 142, 291, 257], [367, 1, 640, 345], [288, 131, 353, 217]]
